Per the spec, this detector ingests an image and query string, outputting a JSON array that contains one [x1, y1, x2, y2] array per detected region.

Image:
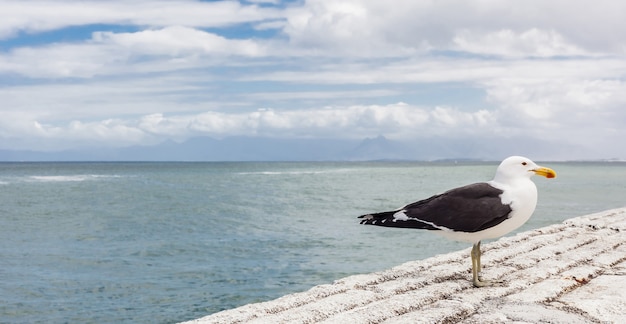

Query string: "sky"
[[1, 0, 626, 160]]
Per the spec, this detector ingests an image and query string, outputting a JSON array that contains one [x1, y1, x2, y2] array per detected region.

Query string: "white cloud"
[[139, 113, 191, 138], [281, 0, 626, 57], [1, 103, 501, 150], [247, 0, 281, 4], [3, 1, 626, 79], [282, 0, 427, 56], [0, 26, 267, 78], [242, 89, 400, 101], [0, 0, 283, 39], [1, 43, 113, 78], [485, 78, 626, 146], [248, 57, 626, 85], [453, 28, 588, 58], [1, 0, 626, 159], [93, 26, 266, 58], [0, 116, 151, 151], [3, 0, 625, 58]]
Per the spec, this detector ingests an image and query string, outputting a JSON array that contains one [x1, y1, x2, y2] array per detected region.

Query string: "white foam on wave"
[[27, 175, 121, 182], [237, 169, 356, 176]]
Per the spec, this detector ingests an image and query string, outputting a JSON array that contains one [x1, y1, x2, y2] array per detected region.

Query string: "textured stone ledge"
[[183, 207, 626, 324]]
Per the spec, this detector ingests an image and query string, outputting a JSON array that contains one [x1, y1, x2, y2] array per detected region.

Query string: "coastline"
[[183, 207, 625, 323]]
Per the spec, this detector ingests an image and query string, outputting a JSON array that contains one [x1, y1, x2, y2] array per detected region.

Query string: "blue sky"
[[1, 0, 626, 159]]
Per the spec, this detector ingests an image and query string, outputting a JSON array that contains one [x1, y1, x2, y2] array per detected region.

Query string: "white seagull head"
[[494, 156, 557, 183]]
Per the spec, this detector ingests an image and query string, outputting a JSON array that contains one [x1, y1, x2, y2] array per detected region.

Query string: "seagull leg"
[[475, 241, 482, 272], [471, 241, 491, 287]]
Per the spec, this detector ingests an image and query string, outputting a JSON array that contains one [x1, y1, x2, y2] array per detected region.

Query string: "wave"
[[27, 175, 122, 183], [237, 169, 357, 176]]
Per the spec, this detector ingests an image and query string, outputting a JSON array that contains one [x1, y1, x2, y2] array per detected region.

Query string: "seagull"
[[358, 156, 556, 287]]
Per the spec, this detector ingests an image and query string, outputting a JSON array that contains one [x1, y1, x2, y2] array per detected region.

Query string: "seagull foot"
[[473, 277, 503, 288]]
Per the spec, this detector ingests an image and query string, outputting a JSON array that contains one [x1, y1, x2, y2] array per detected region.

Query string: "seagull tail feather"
[[358, 210, 438, 229], [358, 210, 396, 224]]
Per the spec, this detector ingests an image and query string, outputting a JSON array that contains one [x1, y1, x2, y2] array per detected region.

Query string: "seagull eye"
[[522, 162, 527, 166]]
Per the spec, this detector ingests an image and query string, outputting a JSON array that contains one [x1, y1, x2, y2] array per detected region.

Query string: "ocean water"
[[1, 161, 624, 323]]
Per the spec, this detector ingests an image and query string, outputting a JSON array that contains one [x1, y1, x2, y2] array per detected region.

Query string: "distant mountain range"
[[0, 135, 585, 161]]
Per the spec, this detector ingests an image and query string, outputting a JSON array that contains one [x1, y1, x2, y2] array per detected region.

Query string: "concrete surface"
[[183, 207, 626, 324]]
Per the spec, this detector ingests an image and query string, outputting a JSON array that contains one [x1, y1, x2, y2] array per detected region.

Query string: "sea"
[[1, 161, 625, 323]]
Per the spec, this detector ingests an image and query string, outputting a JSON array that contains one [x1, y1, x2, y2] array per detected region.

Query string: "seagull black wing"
[[358, 182, 512, 233]]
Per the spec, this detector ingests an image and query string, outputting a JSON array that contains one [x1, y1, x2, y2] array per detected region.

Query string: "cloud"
[[93, 26, 266, 58], [3, 0, 625, 59], [1, 43, 113, 78], [487, 79, 626, 126], [452, 28, 588, 58], [0, 0, 283, 39], [3, 103, 501, 150], [282, 0, 428, 56], [0, 116, 150, 151], [247, 0, 281, 4], [156, 103, 496, 140], [484, 78, 626, 153], [136, 105, 433, 139], [3, 1, 625, 79], [248, 57, 626, 85], [1, 0, 626, 159], [0, 26, 267, 78], [282, 0, 626, 57]]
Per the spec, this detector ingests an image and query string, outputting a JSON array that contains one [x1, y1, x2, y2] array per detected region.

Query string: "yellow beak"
[[533, 167, 557, 179]]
